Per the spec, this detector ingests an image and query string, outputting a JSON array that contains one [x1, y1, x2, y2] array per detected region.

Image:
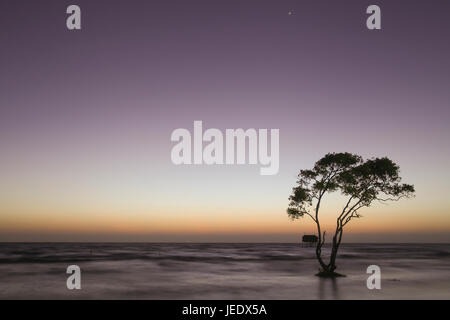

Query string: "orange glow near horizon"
[[1, 204, 449, 241], [1, 149, 449, 242]]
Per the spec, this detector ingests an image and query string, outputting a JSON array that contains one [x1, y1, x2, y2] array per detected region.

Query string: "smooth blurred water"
[[0, 243, 449, 299]]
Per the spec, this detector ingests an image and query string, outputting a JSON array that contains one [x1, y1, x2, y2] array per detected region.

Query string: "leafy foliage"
[[287, 152, 362, 220], [287, 152, 415, 275], [287, 153, 414, 221]]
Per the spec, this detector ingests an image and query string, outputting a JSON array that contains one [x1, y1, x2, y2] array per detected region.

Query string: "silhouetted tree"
[[287, 153, 414, 277]]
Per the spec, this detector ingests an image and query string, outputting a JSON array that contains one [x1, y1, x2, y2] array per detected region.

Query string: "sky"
[[0, 0, 449, 242]]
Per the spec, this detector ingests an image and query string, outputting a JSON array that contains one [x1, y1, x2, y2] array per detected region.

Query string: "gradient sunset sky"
[[0, 0, 449, 242]]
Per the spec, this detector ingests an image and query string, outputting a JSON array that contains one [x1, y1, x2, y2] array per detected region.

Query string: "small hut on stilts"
[[301, 234, 318, 247]]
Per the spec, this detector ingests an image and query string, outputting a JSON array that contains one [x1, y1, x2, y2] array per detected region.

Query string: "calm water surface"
[[0, 243, 449, 299]]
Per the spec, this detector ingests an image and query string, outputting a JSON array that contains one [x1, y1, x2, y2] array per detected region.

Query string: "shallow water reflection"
[[0, 243, 448, 299]]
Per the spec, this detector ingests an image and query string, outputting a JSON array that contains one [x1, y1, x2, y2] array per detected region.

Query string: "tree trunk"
[[316, 228, 344, 277], [316, 227, 343, 278], [328, 238, 338, 272], [315, 241, 328, 271], [313, 192, 345, 277]]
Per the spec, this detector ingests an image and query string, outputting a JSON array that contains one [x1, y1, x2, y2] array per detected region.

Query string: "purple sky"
[[0, 0, 449, 242]]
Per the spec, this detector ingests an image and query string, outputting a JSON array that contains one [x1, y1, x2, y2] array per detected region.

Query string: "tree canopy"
[[287, 152, 415, 276], [288, 153, 414, 223]]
